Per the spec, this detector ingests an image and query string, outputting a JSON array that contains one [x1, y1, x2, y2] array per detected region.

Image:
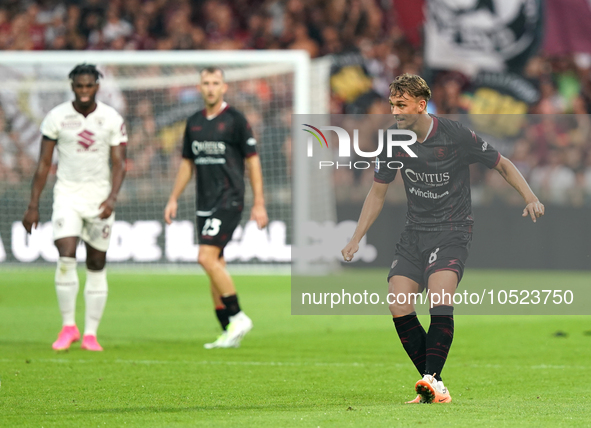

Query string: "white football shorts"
[[51, 196, 115, 252]]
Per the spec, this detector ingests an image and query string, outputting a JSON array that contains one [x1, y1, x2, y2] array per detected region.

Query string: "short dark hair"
[[200, 66, 225, 80], [69, 63, 103, 82], [389, 74, 431, 101]]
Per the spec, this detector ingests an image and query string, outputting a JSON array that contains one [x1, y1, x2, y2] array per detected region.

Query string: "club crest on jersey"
[[217, 122, 226, 131], [434, 146, 448, 160], [77, 130, 96, 149]]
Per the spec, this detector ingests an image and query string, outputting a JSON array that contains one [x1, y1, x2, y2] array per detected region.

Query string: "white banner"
[[424, 0, 542, 76], [6, 220, 291, 263]]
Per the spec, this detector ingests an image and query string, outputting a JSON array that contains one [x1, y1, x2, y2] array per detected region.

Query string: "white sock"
[[84, 268, 108, 336], [55, 257, 79, 326]]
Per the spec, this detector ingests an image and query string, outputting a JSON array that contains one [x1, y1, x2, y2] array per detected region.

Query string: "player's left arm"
[[99, 144, 127, 219], [458, 122, 544, 223], [245, 154, 268, 229], [494, 155, 544, 223]]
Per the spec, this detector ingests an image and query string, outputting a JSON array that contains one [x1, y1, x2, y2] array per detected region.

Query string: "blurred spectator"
[[530, 148, 577, 205], [244, 11, 273, 50], [64, 4, 86, 49], [365, 38, 400, 98], [289, 23, 319, 58], [536, 78, 567, 114], [121, 0, 141, 24], [0, 9, 10, 49], [0, 107, 18, 183], [0, 11, 44, 50], [84, 10, 104, 49], [125, 98, 168, 191], [165, 10, 194, 50], [525, 116, 570, 165], [433, 73, 469, 114], [203, 0, 240, 49], [101, 6, 132, 45], [44, 12, 66, 49], [0, 0, 590, 209], [321, 26, 343, 55], [510, 139, 535, 180], [126, 14, 156, 50]]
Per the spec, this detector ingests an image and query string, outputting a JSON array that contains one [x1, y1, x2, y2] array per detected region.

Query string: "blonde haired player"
[[342, 74, 544, 403], [22, 64, 127, 352]]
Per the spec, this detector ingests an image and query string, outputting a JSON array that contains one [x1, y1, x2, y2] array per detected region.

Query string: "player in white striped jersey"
[[22, 64, 127, 352]]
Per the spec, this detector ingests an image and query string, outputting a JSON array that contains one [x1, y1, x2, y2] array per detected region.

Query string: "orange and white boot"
[[405, 395, 425, 404], [415, 374, 452, 403]]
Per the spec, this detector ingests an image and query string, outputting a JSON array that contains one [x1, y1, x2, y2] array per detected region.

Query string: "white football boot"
[[204, 331, 230, 349], [222, 312, 253, 348]]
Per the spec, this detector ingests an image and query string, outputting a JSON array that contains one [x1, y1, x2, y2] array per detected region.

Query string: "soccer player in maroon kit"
[[165, 67, 268, 348], [342, 74, 544, 403]]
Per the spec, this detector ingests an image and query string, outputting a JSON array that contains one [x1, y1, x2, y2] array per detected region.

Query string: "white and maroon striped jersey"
[[40, 101, 127, 202]]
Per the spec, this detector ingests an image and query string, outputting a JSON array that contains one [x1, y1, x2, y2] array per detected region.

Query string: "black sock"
[[215, 306, 229, 331], [393, 312, 427, 376], [221, 294, 241, 317], [425, 305, 454, 382]]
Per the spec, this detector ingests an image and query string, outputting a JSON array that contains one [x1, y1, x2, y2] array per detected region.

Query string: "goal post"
[[0, 50, 333, 269]]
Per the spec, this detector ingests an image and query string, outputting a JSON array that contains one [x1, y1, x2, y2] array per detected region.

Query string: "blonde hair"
[[389, 74, 431, 101]]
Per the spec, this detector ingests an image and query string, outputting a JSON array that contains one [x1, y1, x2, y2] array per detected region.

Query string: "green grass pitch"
[[1, 268, 590, 427]]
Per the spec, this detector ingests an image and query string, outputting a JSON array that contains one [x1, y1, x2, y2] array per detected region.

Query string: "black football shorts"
[[387, 228, 472, 291], [197, 209, 242, 249]]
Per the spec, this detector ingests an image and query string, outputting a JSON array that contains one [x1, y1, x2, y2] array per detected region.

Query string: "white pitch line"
[[0, 358, 588, 370]]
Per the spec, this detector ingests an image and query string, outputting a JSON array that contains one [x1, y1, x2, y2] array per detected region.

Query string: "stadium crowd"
[[0, 0, 591, 206]]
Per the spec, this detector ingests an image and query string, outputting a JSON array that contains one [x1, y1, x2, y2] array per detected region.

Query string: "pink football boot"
[[81, 335, 103, 351], [52, 325, 80, 351]]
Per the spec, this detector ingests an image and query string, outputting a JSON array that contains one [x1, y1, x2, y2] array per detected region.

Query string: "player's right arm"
[[341, 181, 389, 262], [22, 137, 56, 234], [164, 158, 194, 224]]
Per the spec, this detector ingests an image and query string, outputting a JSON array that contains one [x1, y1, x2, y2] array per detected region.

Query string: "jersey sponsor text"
[[408, 187, 449, 199], [191, 141, 226, 156], [405, 168, 450, 185]]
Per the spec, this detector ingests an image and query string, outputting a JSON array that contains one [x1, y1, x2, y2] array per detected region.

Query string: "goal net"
[[0, 51, 332, 268]]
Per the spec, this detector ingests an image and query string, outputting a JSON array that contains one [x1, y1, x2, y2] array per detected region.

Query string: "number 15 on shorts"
[[202, 218, 222, 236]]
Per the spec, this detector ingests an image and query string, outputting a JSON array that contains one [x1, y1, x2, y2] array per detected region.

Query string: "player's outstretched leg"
[[81, 268, 107, 351], [199, 246, 252, 348], [53, 256, 80, 351], [388, 275, 428, 403], [204, 283, 230, 349], [423, 305, 454, 400], [421, 271, 457, 403], [81, 246, 108, 351]]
